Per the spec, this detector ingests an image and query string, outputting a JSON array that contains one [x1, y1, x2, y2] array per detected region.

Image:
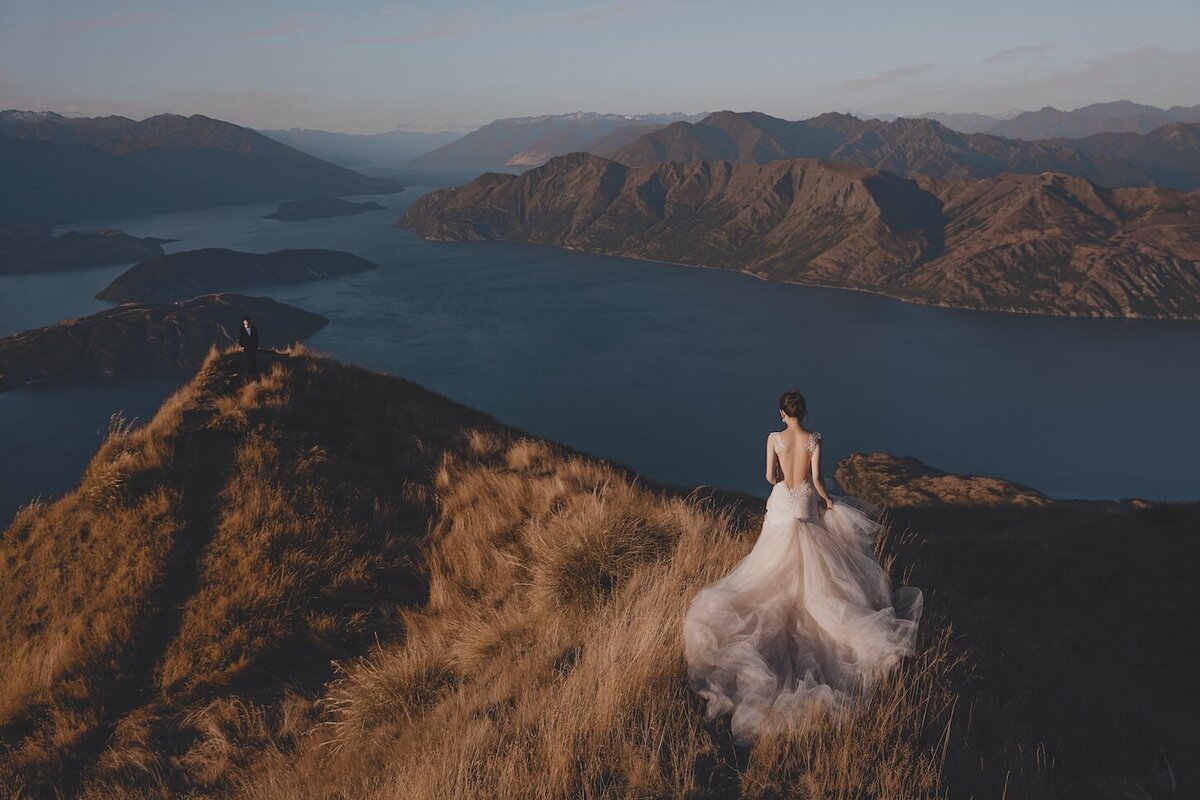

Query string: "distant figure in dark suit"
[[238, 317, 260, 374]]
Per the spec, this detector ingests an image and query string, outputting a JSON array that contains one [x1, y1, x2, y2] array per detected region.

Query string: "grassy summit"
[[0, 349, 1195, 798]]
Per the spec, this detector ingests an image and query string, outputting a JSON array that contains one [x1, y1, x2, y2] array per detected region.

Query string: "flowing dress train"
[[682, 431, 922, 744]]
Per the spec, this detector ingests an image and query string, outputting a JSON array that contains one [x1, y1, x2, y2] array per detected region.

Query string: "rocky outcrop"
[[835, 453, 1053, 509]]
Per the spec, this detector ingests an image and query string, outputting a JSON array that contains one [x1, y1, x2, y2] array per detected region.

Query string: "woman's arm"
[[810, 440, 834, 509], [765, 435, 778, 485]]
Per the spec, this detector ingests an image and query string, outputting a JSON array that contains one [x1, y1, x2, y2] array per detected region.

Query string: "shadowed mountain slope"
[[401, 153, 1200, 319], [0, 111, 403, 224], [1, 350, 1196, 798], [0, 227, 165, 275]]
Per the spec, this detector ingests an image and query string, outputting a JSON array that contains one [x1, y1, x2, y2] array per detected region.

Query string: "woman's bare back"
[[774, 429, 819, 488]]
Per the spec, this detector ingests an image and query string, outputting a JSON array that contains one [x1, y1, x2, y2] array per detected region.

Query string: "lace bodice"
[[768, 431, 822, 520], [771, 430, 821, 454]]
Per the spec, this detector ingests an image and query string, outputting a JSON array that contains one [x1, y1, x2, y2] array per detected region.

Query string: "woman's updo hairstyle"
[[779, 390, 807, 421]]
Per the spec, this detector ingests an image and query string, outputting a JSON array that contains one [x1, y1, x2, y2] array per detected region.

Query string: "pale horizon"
[[1, 0, 1197, 135]]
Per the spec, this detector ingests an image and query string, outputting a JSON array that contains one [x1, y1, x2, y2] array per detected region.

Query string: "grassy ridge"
[[1, 348, 1195, 798]]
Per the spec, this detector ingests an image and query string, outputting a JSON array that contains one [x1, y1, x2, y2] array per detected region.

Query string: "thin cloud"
[[349, 8, 487, 45], [194, 89, 311, 112], [349, 23, 464, 45], [882, 46, 1200, 115], [235, 16, 317, 39], [54, 10, 159, 33], [556, 1, 637, 26], [839, 63, 932, 93], [986, 43, 1055, 63]]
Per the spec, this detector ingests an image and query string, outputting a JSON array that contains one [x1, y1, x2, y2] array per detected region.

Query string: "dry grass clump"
[[18, 346, 1150, 799], [741, 631, 962, 799], [241, 425, 956, 800]]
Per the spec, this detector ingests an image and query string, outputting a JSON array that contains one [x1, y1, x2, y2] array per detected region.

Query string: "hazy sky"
[[1, 1, 1197, 133]]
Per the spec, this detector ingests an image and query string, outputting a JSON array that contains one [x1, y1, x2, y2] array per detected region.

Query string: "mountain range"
[[597, 110, 1200, 190], [873, 101, 1200, 139], [400, 152, 1200, 319], [0, 111, 403, 225], [408, 111, 706, 168], [984, 100, 1200, 140], [259, 126, 463, 168]]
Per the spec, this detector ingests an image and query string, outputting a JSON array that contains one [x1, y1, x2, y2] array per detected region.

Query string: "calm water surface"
[[1, 173, 1198, 524]]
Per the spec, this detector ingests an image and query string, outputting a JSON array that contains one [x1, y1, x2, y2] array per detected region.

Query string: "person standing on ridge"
[[238, 317, 260, 375]]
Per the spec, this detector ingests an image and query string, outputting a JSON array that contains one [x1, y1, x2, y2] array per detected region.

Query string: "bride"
[[683, 390, 922, 744]]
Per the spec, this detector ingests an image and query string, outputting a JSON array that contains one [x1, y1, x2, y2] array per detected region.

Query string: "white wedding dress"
[[683, 431, 922, 744]]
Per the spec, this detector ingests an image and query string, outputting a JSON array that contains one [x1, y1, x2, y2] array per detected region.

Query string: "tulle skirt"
[[682, 482, 922, 744]]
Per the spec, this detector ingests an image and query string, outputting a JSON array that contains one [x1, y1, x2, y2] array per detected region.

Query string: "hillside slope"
[[400, 153, 1200, 319], [1, 350, 1196, 798], [0, 294, 326, 392]]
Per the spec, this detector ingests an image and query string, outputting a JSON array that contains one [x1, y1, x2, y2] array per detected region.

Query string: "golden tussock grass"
[[2, 347, 1194, 799]]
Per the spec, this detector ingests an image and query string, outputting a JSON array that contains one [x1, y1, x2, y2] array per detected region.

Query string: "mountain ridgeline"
[[409, 111, 706, 168], [400, 152, 1200, 319], [598, 110, 1200, 191], [983, 100, 1200, 140], [0, 111, 404, 225]]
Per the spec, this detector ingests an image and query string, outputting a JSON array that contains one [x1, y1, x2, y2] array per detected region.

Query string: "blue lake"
[[2, 174, 1198, 525]]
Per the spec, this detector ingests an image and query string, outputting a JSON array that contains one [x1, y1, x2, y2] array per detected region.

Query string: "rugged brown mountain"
[[0, 228, 165, 274], [97, 247, 378, 303], [0, 294, 326, 392], [601, 111, 1200, 190], [400, 152, 1200, 319]]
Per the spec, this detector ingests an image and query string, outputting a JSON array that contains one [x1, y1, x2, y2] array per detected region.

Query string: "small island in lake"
[[0, 293, 327, 392], [96, 247, 379, 303], [264, 197, 387, 221], [0, 224, 168, 275]]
